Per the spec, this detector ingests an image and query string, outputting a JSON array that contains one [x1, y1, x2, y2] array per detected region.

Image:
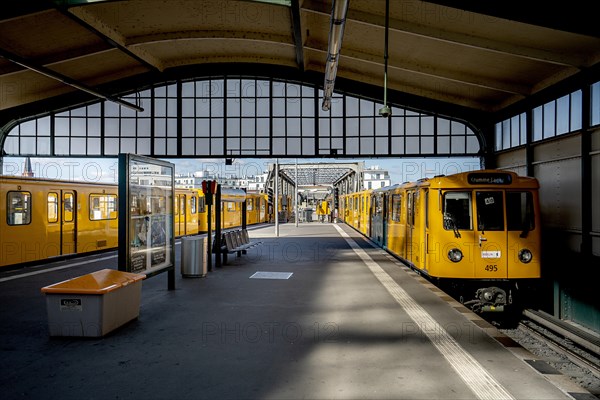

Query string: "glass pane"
[[570, 90, 582, 131], [543, 101, 556, 138], [532, 106, 543, 141], [476, 191, 504, 231], [556, 94, 570, 135], [182, 99, 195, 117], [443, 191, 472, 230], [196, 99, 210, 117], [506, 191, 535, 232], [257, 99, 270, 117], [241, 99, 256, 117]]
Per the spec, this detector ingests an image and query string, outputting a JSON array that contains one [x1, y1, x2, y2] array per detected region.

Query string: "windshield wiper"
[[445, 213, 461, 238]]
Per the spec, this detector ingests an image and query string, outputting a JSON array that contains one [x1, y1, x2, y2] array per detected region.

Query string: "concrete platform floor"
[[0, 222, 593, 400]]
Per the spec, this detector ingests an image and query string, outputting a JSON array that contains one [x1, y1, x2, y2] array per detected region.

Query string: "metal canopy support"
[[295, 158, 299, 227], [275, 159, 279, 237], [276, 162, 364, 189], [0, 48, 143, 112]]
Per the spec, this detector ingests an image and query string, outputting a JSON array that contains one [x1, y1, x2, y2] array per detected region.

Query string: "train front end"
[[429, 171, 542, 312]]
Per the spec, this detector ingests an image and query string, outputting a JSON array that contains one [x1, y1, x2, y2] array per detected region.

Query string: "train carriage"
[[246, 193, 268, 226], [1, 177, 270, 269], [1, 176, 119, 268], [341, 170, 542, 312]]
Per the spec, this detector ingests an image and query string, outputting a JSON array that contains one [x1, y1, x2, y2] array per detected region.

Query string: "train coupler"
[[463, 286, 507, 313]]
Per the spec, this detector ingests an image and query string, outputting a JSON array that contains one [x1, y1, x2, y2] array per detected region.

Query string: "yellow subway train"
[[0, 176, 272, 269], [339, 170, 542, 312]]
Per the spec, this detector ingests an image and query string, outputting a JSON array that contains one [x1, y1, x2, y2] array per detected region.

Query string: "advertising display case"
[[119, 154, 175, 288]]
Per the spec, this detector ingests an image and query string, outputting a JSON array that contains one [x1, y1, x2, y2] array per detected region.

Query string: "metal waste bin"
[[181, 236, 207, 277], [304, 208, 313, 222]]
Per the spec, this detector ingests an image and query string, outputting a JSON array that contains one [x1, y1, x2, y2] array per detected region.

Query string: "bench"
[[213, 228, 262, 263]]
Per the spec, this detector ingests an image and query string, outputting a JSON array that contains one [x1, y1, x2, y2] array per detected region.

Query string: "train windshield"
[[476, 191, 504, 231], [506, 191, 535, 233], [443, 192, 472, 230]]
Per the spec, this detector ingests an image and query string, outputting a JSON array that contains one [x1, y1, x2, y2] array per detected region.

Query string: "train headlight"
[[448, 248, 463, 263], [518, 249, 533, 263]]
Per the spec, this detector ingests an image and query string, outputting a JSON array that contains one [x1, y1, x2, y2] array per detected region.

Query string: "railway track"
[[500, 309, 600, 398]]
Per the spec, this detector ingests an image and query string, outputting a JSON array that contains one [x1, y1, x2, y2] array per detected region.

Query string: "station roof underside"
[[1, 0, 599, 126]]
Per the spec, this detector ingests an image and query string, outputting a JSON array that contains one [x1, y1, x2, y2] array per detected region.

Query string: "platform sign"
[[118, 154, 175, 287]]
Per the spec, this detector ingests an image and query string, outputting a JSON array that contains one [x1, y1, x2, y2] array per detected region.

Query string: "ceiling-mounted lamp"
[[321, 0, 349, 112], [378, 0, 391, 118]]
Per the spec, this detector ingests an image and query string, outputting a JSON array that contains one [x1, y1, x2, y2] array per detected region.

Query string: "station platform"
[[0, 222, 594, 400]]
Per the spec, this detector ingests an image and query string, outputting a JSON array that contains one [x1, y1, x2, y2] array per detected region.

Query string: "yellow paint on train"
[[0, 176, 270, 269]]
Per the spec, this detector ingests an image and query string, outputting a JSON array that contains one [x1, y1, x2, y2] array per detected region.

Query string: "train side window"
[[190, 196, 197, 214], [7, 191, 32, 225], [227, 201, 235, 211], [63, 193, 74, 222], [247, 198, 253, 211], [90, 194, 118, 220], [506, 191, 535, 231], [475, 191, 504, 231], [48, 193, 58, 223], [391, 194, 401, 222], [198, 196, 206, 213], [174, 195, 179, 215], [180, 196, 186, 216], [442, 192, 472, 230]]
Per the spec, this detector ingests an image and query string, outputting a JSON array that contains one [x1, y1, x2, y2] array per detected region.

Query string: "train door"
[[406, 191, 415, 262], [61, 191, 76, 255], [176, 194, 186, 235], [421, 189, 428, 271], [441, 190, 475, 278], [473, 191, 508, 279], [382, 192, 388, 248], [370, 192, 386, 246]]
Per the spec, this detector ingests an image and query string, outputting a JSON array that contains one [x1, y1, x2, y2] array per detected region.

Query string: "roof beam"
[[303, 1, 590, 68], [290, 0, 305, 71], [305, 42, 533, 96], [423, 0, 600, 39], [0, 47, 143, 112], [64, 5, 162, 72]]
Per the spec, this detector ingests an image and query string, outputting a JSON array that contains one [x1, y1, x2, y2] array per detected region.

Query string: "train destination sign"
[[467, 173, 512, 185]]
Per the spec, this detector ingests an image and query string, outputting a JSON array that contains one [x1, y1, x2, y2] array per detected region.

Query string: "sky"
[[1, 156, 481, 185]]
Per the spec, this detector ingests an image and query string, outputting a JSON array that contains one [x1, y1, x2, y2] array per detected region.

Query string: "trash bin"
[[181, 236, 207, 278], [304, 208, 313, 222]]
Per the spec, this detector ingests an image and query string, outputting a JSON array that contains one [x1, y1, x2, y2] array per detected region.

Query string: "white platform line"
[[333, 224, 515, 400], [0, 255, 117, 283]]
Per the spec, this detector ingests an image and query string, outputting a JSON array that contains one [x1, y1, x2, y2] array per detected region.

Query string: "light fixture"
[[448, 248, 463, 263], [378, 0, 391, 118], [321, 0, 349, 111], [518, 249, 533, 263]]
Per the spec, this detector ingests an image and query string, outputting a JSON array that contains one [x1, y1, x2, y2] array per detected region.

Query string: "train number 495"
[[485, 265, 498, 272]]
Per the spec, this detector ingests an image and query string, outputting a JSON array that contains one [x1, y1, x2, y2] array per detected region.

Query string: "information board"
[[118, 154, 175, 282]]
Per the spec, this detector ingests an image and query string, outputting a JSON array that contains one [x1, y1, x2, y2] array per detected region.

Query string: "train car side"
[[1, 177, 270, 269], [1, 177, 119, 268]]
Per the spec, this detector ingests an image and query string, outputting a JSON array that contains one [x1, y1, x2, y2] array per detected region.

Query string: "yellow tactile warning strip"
[[348, 228, 596, 400]]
